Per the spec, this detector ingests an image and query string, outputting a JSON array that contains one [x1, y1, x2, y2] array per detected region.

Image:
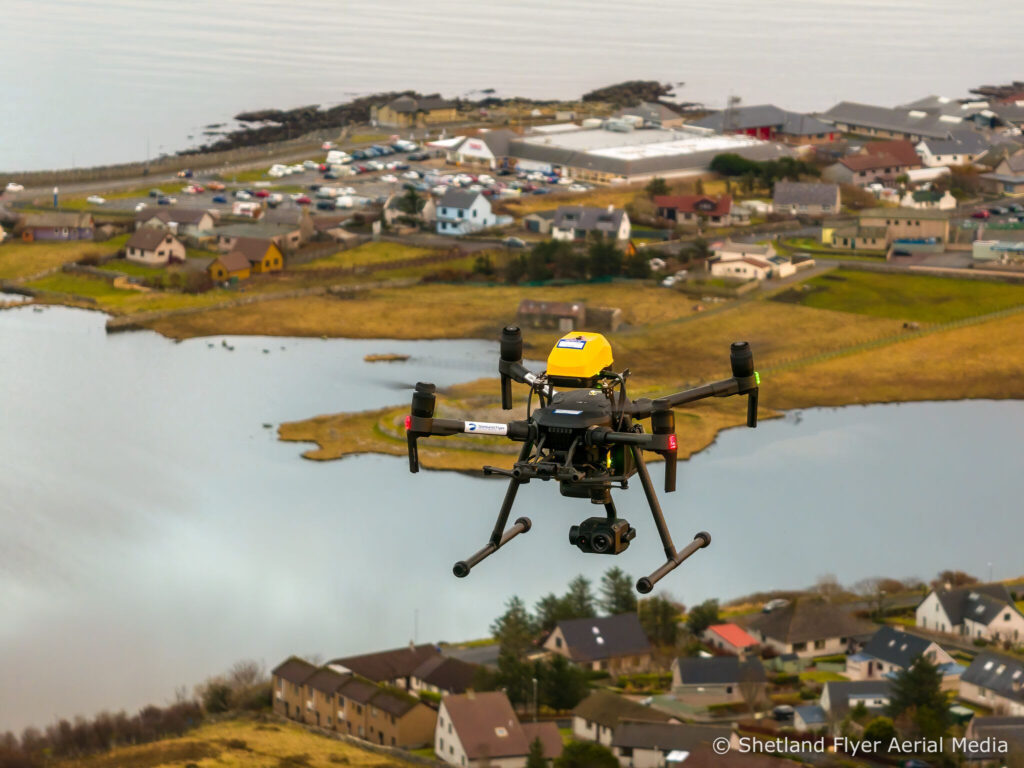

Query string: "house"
[[208, 251, 251, 281], [517, 299, 587, 332], [543, 613, 653, 674], [916, 583, 1024, 642], [436, 691, 562, 768], [16, 212, 94, 242], [614, 101, 685, 129], [436, 189, 497, 235], [408, 655, 480, 697], [915, 131, 991, 167], [373, 95, 457, 128], [522, 209, 557, 235], [821, 152, 917, 188], [746, 598, 875, 658], [689, 104, 836, 144], [845, 626, 956, 685], [302, 666, 351, 730], [857, 207, 950, 247], [653, 195, 740, 228], [263, 207, 315, 245], [965, 716, 1024, 760], [551, 205, 631, 241], [829, 225, 887, 251], [383, 191, 436, 228], [445, 129, 519, 169], [820, 680, 891, 718], [793, 704, 829, 733], [863, 139, 924, 169], [670, 657, 766, 704], [702, 623, 759, 656], [771, 182, 841, 216], [819, 101, 961, 142], [899, 188, 957, 211], [228, 237, 283, 274], [331, 643, 441, 690], [215, 222, 302, 253], [571, 690, 676, 747], [707, 241, 794, 281], [611, 722, 735, 768], [124, 229, 186, 267], [135, 208, 217, 240], [272, 657, 318, 720], [959, 653, 1024, 716], [981, 150, 1024, 196]]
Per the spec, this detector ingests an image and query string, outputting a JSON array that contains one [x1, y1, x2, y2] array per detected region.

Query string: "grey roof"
[[552, 205, 626, 235], [931, 583, 1015, 626], [860, 626, 933, 669], [794, 705, 828, 726], [523, 209, 557, 221], [690, 105, 832, 136], [126, 228, 180, 252], [439, 187, 482, 210], [823, 680, 892, 717], [970, 716, 1024, 755], [571, 690, 674, 730], [919, 130, 992, 157], [330, 643, 440, 683], [962, 653, 1024, 703], [215, 222, 298, 239], [614, 101, 682, 125], [450, 128, 519, 157], [820, 101, 957, 140], [556, 613, 652, 662], [611, 722, 729, 751], [19, 212, 93, 229], [772, 181, 840, 208], [992, 103, 1024, 125], [747, 598, 875, 644], [715, 240, 774, 257], [410, 655, 479, 694], [674, 656, 766, 686]]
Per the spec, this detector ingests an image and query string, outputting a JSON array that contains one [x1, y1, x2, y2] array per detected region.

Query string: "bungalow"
[[522, 209, 556, 235], [331, 643, 441, 690], [543, 613, 653, 674], [845, 626, 956, 686], [383, 191, 436, 227], [436, 189, 497, 236], [981, 150, 1024, 196], [551, 205, 631, 241], [215, 222, 302, 253], [408, 655, 479, 697], [124, 228, 186, 267], [707, 241, 794, 281], [208, 250, 251, 281], [571, 690, 676, 747], [959, 653, 1024, 716], [702, 623, 759, 656], [899, 189, 957, 211], [771, 182, 840, 216], [445, 129, 519, 170], [272, 656, 318, 720], [229, 237, 283, 274], [611, 722, 735, 768], [689, 104, 837, 144], [821, 152, 916, 188], [793, 704, 829, 733], [16, 212, 94, 242], [670, 657, 766, 705], [436, 691, 562, 768], [263, 207, 315, 245], [915, 131, 991, 167], [820, 680, 892, 719], [373, 95, 457, 129], [653, 195, 741, 228], [746, 598, 875, 659], [135, 208, 217, 240], [915, 583, 1024, 642]]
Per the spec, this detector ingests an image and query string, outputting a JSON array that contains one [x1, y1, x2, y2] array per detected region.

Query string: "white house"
[[436, 189, 497, 236], [445, 129, 518, 170], [820, 680, 892, 719], [746, 598, 875, 659], [125, 228, 186, 266], [707, 241, 795, 281], [550, 205, 631, 242], [915, 584, 1024, 642], [436, 691, 561, 768], [899, 188, 957, 210], [846, 626, 958, 687], [571, 690, 676, 747], [611, 723, 736, 768], [701, 623, 759, 656], [915, 131, 991, 167], [959, 653, 1024, 716]]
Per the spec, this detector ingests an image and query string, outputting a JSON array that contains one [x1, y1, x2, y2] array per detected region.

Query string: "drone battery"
[[546, 332, 613, 386]]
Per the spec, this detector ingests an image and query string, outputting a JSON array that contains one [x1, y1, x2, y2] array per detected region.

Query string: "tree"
[[887, 655, 951, 741], [645, 176, 669, 198], [895, 173, 910, 189], [622, 250, 651, 279], [738, 662, 765, 713], [201, 681, 232, 714], [932, 570, 978, 589], [526, 737, 547, 768], [695, 178, 705, 195], [588, 238, 623, 278], [710, 153, 761, 177], [685, 599, 719, 636], [814, 574, 845, 601], [398, 186, 422, 216], [863, 716, 897, 748], [473, 253, 495, 277], [555, 741, 618, 768], [639, 594, 682, 647], [563, 575, 597, 619], [538, 654, 590, 710], [526, 246, 553, 282], [598, 567, 637, 615], [492, 596, 536, 660], [534, 593, 572, 633]]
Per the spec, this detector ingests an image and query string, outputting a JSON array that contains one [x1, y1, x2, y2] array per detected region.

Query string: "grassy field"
[[772, 269, 1024, 323], [799, 669, 849, 683], [294, 242, 435, 270], [0, 238, 125, 280], [58, 717, 419, 768]]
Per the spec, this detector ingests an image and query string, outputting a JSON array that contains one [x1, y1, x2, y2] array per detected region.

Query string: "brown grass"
[[0, 240, 122, 281]]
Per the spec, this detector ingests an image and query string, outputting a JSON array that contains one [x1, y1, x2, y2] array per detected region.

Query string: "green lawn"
[[294, 241, 435, 270], [799, 669, 849, 683], [0, 237, 125, 280], [772, 269, 1024, 323], [96, 259, 166, 279], [28, 272, 133, 300]]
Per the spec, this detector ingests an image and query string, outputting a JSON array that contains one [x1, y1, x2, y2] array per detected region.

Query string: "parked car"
[[206, 181, 225, 191], [134, 202, 147, 212], [294, 195, 312, 205], [988, 206, 1008, 215], [86, 195, 106, 205], [253, 189, 270, 198], [316, 200, 335, 211], [503, 236, 527, 249], [176, 169, 193, 178], [762, 598, 789, 613], [148, 188, 163, 197], [402, 170, 420, 180], [1007, 203, 1023, 213], [532, 188, 550, 195], [303, 160, 319, 170], [971, 210, 990, 219], [407, 152, 430, 161], [157, 196, 175, 205], [212, 194, 228, 204], [235, 190, 253, 201], [4, 182, 24, 192]]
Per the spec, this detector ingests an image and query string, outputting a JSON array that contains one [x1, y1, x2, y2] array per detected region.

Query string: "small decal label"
[[556, 339, 586, 349], [464, 421, 508, 435], [553, 409, 583, 415]]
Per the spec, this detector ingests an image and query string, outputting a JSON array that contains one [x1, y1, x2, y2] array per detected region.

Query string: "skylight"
[[976, 605, 986, 614], [596, 636, 605, 645], [997, 665, 1006, 675], [495, 727, 508, 737], [985, 661, 994, 670], [592, 626, 600, 634], [1013, 670, 1021, 680]]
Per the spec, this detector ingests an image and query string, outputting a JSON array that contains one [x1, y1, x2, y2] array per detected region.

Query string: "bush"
[[773, 674, 799, 686], [418, 690, 441, 705], [225, 739, 249, 751], [201, 682, 232, 714]]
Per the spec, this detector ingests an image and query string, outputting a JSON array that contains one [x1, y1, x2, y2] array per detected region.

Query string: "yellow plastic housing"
[[546, 332, 614, 379]]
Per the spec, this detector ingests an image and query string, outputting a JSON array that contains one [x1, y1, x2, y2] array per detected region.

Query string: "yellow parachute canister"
[[546, 332, 614, 380]]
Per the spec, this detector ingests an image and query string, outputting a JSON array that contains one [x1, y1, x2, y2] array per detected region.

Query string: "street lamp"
[[532, 677, 538, 722]]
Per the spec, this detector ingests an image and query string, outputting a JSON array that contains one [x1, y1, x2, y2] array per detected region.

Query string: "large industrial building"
[[507, 123, 794, 183]]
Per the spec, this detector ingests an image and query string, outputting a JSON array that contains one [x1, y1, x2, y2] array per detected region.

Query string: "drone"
[[405, 326, 759, 594]]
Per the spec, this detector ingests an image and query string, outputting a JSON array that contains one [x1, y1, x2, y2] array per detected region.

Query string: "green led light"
[[755, 371, 761, 385]]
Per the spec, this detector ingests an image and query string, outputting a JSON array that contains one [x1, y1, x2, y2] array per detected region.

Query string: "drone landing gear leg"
[[453, 442, 534, 578], [629, 445, 711, 594]]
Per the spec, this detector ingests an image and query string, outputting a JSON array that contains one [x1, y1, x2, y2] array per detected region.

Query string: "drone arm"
[[498, 326, 552, 408]]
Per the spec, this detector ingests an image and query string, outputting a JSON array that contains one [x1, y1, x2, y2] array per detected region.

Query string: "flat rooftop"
[[518, 127, 765, 161]]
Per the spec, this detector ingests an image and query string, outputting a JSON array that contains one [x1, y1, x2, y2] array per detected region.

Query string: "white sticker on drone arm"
[[463, 421, 508, 435]]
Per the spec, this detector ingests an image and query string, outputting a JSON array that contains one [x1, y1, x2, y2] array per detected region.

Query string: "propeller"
[[499, 325, 523, 410], [729, 341, 759, 428]]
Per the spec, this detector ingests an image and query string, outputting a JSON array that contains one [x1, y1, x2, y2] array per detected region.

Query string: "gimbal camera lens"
[[591, 533, 611, 553]]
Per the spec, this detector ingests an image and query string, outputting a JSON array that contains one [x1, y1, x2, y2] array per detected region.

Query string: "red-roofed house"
[[863, 139, 923, 168], [822, 140, 921, 188], [703, 624, 759, 656], [653, 195, 745, 227]]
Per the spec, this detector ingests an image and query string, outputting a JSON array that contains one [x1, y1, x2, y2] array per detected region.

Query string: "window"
[[448, 723, 452, 734], [814, 640, 826, 649], [726, 686, 733, 694], [440, 738, 444, 751], [1006, 613, 1012, 621], [555, 637, 562, 648], [793, 642, 807, 651]]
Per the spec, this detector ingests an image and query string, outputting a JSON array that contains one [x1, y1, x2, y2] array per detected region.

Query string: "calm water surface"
[[1, 305, 1022, 730], [3, 0, 1024, 169]]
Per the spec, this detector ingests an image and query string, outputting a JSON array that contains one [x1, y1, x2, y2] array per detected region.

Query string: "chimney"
[[409, 640, 415, 651], [607, 204, 614, 213]]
